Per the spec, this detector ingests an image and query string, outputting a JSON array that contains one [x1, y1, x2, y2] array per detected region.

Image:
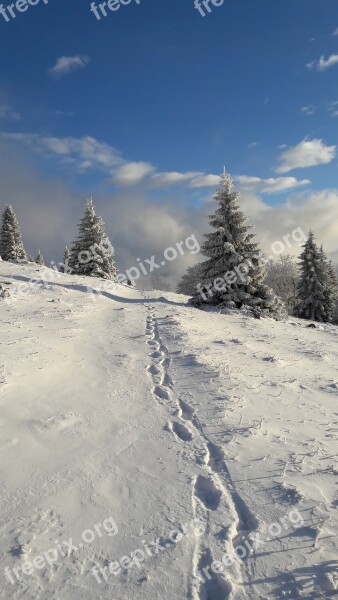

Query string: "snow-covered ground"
[[0, 261, 337, 599]]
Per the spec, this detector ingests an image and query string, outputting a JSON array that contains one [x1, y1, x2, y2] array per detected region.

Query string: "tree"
[[191, 171, 286, 319], [69, 198, 117, 280], [319, 246, 338, 322], [177, 263, 205, 295], [294, 232, 329, 322], [35, 249, 44, 265], [264, 255, 298, 310], [0, 205, 27, 261], [59, 246, 72, 274]]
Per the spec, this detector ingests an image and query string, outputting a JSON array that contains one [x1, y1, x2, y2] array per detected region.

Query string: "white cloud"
[[2, 133, 123, 172], [307, 54, 338, 71], [235, 175, 310, 194], [328, 101, 338, 117], [300, 105, 315, 116], [333, 28, 338, 36], [188, 174, 221, 188], [48, 55, 90, 78], [247, 141, 260, 148], [113, 162, 155, 184], [1, 132, 220, 189], [243, 188, 338, 264], [276, 139, 336, 173]]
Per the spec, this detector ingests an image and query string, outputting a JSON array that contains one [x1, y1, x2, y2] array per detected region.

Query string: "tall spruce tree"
[[295, 232, 329, 322], [191, 171, 286, 319], [319, 246, 338, 322], [0, 205, 27, 261], [69, 198, 117, 280]]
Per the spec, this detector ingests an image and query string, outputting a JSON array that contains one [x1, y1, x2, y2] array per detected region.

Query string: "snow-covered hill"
[[0, 262, 337, 599]]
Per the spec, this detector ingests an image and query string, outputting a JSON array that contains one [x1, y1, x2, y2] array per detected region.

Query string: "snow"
[[0, 261, 337, 599]]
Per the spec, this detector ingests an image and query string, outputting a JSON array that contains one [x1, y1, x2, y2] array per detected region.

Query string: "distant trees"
[[149, 272, 171, 291], [295, 231, 337, 323], [177, 263, 205, 296], [190, 171, 286, 320], [69, 198, 117, 280], [264, 255, 298, 310], [0, 205, 27, 261], [35, 250, 44, 265]]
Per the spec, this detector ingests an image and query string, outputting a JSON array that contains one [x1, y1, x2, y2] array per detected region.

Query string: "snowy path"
[[0, 263, 337, 599]]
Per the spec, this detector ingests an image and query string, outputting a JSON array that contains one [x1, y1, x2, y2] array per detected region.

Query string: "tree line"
[[1, 173, 337, 323]]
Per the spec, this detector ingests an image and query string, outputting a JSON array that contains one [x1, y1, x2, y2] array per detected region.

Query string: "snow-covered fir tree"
[[177, 263, 205, 296], [69, 198, 117, 279], [294, 232, 329, 322], [191, 171, 286, 319], [319, 246, 338, 322], [59, 246, 72, 274], [0, 205, 27, 261], [35, 250, 44, 265]]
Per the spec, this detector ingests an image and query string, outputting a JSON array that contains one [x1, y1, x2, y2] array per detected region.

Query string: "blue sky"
[[0, 0, 337, 273]]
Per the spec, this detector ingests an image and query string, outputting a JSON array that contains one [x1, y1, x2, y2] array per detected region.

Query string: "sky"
[[0, 0, 338, 283]]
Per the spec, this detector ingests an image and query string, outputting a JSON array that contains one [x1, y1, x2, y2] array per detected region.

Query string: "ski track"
[[144, 304, 261, 600]]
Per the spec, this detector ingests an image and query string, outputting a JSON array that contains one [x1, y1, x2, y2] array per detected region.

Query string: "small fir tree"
[[60, 246, 72, 273], [35, 250, 44, 265], [295, 232, 328, 322], [0, 205, 27, 261], [69, 198, 117, 280]]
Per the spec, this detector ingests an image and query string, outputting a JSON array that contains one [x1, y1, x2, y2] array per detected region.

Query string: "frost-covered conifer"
[[0, 205, 27, 261], [295, 232, 329, 322], [60, 246, 72, 273], [35, 249, 44, 265], [69, 198, 117, 280], [191, 171, 286, 319]]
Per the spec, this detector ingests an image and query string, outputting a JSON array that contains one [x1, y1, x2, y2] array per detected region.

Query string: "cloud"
[[276, 139, 336, 173], [2, 133, 123, 171], [48, 55, 90, 78], [333, 28, 338, 36], [242, 188, 338, 264], [1, 132, 220, 189], [188, 174, 221, 188], [300, 105, 315, 116], [307, 54, 338, 71], [247, 141, 260, 148], [113, 162, 155, 184], [0, 104, 21, 121], [235, 175, 310, 194], [328, 101, 338, 117]]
